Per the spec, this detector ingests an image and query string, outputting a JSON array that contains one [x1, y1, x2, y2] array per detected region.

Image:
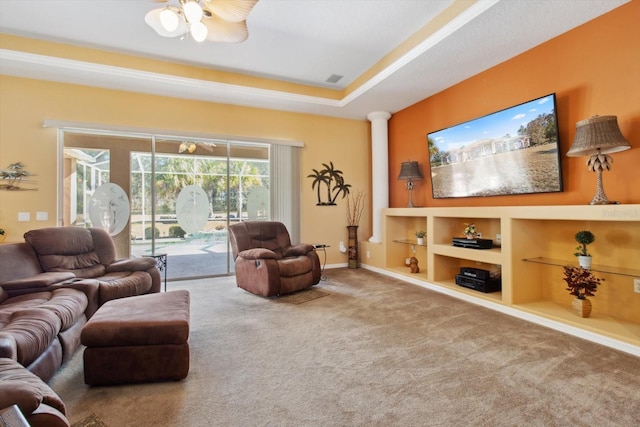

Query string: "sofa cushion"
[[24, 227, 106, 278], [0, 357, 67, 416], [36, 289, 88, 330], [0, 308, 61, 366], [0, 290, 86, 329], [278, 256, 313, 277], [96, 271, 153, 305]]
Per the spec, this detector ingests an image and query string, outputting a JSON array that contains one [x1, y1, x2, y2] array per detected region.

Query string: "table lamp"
[[397, 160, 423, 208], [566, 115, 630, 205]]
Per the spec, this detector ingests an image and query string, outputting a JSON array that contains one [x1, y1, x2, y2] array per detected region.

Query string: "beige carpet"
[[50, 268, 640, 426]]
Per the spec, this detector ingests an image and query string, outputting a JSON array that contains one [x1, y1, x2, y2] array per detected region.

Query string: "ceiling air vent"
[[325, 74, 343, 84]]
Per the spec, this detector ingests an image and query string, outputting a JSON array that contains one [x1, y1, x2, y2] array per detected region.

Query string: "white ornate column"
[[367, 111, 391, 243]]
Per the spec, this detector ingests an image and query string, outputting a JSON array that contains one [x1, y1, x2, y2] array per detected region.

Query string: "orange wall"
[[388, 0, 640, 208]]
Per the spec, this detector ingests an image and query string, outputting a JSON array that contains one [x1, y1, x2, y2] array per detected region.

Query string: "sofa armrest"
[[28, 403, 70, 427], [1, 272, 76, 291], [238, 248, 279, 260], [283, 244, 315, 257], [105, 257, 157, 273], [0, 383, 42, 420]]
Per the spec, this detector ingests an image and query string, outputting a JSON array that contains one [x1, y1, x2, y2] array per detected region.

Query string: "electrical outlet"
[[634, 278, 640, 294]]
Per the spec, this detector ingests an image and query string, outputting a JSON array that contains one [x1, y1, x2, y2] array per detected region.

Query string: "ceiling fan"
[[145, 0, 259, 43]]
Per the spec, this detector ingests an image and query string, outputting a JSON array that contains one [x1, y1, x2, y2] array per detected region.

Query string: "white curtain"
[[270, 144, 301, 243]]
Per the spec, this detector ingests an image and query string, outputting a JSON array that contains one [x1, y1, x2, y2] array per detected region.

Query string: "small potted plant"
[[562, 265, 603, 318], [415, 230, 426, 245], [0, 228, 5, 243], [463, 223, 476, 239], [574, 230, 595, 269]]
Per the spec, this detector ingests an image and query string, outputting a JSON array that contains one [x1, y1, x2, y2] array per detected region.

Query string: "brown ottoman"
[[80, 290, 190, 386]]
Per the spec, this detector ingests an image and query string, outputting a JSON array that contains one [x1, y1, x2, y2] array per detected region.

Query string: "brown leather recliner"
[[229, 221, 321, 297]]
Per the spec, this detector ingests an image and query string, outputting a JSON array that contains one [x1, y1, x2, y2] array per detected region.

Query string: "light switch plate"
[[36, 211, 48, 221], [18, 212, 30, 221]]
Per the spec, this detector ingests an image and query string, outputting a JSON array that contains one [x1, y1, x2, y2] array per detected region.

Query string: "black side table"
[[313, 244, 330, 281], [149, 253, 168, 292]]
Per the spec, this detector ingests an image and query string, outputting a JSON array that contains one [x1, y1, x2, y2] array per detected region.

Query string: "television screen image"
[[427, 93, 563, 199]]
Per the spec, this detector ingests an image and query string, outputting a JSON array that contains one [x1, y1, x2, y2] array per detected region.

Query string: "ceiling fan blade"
[[145, 8, 188, 38], [203, 15, 248, 43], [202, 0, 258, 23]]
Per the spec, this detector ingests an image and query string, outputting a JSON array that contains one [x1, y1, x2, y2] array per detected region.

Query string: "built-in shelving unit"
[[375, 205, 640, 356]]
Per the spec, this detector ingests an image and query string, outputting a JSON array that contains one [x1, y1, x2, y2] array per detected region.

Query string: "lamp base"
[[590, 200, 620, 205], [588, 163, 615, 205]]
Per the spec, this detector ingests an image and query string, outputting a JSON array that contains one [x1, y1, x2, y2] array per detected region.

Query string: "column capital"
[[367, 111, 391, 122]]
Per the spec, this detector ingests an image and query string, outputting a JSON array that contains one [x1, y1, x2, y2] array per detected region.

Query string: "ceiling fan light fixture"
[[159, 7, 179, 32], [190, 21, 208, 42], [145, 0, 257, 44], [183, 0, 204, 24]]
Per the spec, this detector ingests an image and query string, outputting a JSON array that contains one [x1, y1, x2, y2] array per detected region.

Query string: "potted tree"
[[574, 230, 595, 269], [562, 265, 604, 318], [415, 230, 426, 245]]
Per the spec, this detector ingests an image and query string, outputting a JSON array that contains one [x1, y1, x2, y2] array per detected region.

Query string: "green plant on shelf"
[[415, 230, 426, 238], [573, 230, 595, 257]]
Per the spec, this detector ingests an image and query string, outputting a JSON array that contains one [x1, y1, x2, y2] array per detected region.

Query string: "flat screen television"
[[427, 93, 563, 199]]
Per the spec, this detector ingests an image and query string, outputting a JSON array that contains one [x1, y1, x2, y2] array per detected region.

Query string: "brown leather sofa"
[[0, 226, 161, 425], [229, 221, 321, 297]]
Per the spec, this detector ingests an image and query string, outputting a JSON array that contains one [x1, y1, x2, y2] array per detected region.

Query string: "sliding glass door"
[[62, 131, 269, 280]]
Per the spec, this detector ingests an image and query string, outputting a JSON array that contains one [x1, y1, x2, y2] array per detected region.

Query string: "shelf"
[[435, 279, 503, 303], [386, 266, 428, 281], [392, 239, 426, 246], [432, 244, 502, 264], [516, 301, 640, 346], [523, 257, 640, 278], [380, 205, 640, 356]]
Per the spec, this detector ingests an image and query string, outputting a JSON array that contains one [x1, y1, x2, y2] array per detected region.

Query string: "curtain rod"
[[42, 119, 304, 148]]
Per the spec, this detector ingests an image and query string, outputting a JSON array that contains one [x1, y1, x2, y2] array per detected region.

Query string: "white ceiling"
[[0, 0, 629, 120]]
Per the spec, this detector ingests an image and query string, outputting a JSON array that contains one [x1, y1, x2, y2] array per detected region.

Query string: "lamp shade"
[[397, 161, 423, 180], [567, 115, 630, 157]]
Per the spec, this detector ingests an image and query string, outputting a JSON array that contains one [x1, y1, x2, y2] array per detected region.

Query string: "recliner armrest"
[[284, 244, 315, 257], [105, 257, 157, 273], [238, 248, 279, 260]]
